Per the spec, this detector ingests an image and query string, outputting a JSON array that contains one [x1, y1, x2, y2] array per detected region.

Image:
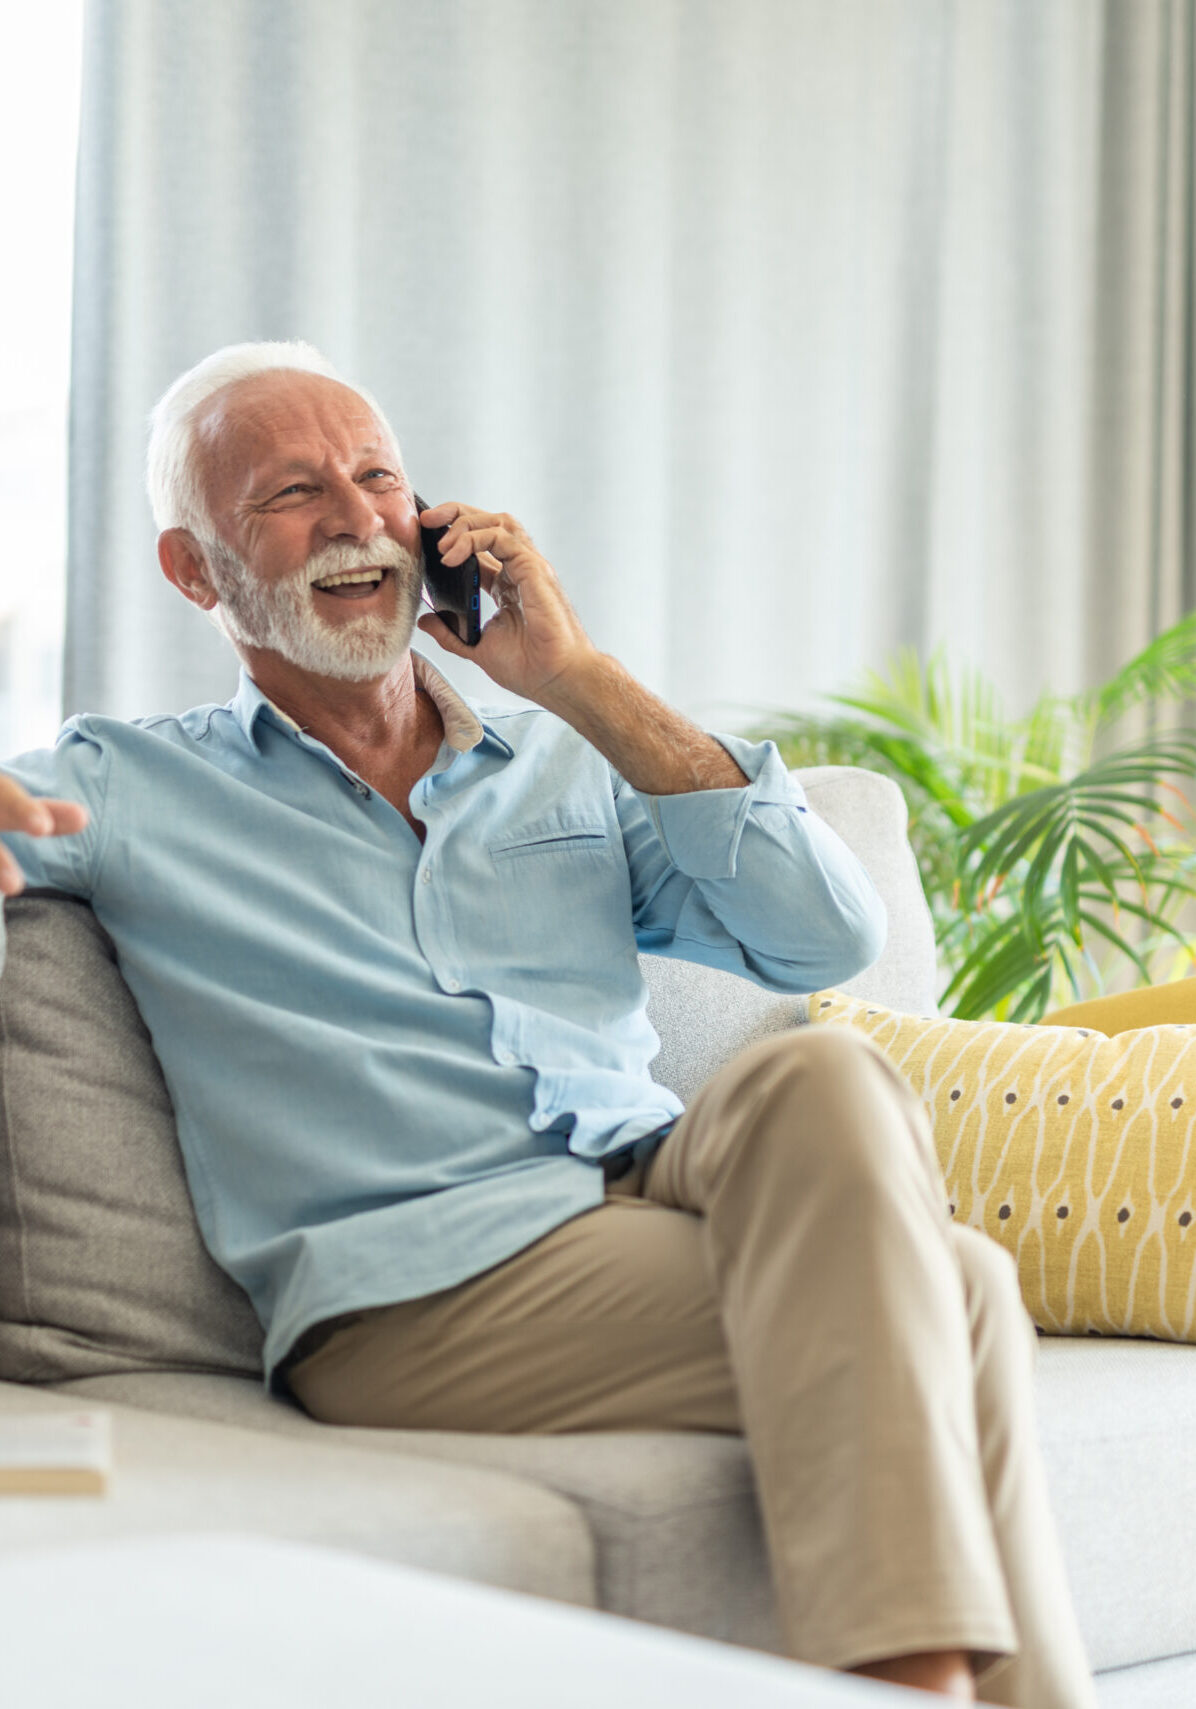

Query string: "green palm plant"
[[752, 614, 1196, 1021]]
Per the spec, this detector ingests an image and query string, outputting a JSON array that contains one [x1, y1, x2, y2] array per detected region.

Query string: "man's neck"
[[241, 647, 439, 763]]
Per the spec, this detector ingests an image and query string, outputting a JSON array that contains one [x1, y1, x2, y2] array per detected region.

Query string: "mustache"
[[302, 538, 419, 585]]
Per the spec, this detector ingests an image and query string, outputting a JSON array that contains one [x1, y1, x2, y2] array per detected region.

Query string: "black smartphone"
[[414, 493, 482, 646]]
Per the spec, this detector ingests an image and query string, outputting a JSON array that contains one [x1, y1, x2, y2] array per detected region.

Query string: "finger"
[[440, 524, 528, 568], [417, 501, 463, 527], [436, 513, 488, 560], [42, 800, 90, 835], [439, 509, 532, 558], [0, 776, 55, 835], [0, 795, 88, 837], [0, 841, 26, 895], [416, 611, 468, 656]]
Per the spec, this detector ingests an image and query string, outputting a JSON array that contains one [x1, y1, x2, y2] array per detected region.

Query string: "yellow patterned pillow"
[[808, 990, 1196, 1342]]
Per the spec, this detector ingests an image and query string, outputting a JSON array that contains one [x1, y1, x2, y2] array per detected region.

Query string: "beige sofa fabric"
[[0, 1378, 595, 1605]]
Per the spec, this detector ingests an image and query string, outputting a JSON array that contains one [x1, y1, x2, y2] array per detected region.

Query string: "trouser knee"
[[951, 1223, 1039, 1366], [701, 1024, 922, 1196]]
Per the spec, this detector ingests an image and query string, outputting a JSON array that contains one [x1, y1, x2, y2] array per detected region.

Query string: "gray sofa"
[[0, 765, 1191, 1706]]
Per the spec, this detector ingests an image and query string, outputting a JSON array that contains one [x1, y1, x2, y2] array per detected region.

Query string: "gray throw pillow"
[[0, 891, 263, 1382]]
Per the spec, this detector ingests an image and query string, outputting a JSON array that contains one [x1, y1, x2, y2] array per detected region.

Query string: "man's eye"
[[362, 469, 397, 483], [270, 484, 311, 501]]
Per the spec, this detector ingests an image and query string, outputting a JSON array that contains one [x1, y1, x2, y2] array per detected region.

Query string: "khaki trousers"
[[287, 1028, 1097, 1708]]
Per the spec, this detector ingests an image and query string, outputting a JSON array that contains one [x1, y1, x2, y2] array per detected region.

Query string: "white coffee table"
[[0, 1531, 901, 1707]]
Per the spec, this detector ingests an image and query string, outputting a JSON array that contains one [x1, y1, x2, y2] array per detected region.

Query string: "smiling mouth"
[[310, 565, 392, 601]]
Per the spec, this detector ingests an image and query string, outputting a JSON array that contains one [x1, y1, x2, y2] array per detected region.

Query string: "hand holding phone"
[[415, 493, 482, 646]]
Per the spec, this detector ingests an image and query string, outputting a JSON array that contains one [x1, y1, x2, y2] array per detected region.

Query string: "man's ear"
[[158, 529, 218, 611]]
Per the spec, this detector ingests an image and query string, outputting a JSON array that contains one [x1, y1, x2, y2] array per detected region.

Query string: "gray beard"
[[203, 537, 424, 681]]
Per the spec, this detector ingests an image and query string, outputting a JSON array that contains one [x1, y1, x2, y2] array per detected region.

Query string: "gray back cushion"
[[0, 765, 933, 1382], [643, 765, 937, 1101], [0, 892, 263, 1382]]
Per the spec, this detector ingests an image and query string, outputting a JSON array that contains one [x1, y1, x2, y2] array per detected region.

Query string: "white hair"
[[145, 339, 399, 537]]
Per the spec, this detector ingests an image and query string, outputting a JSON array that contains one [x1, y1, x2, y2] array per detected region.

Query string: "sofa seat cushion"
[[59, 1335, 1196, 1677], [0, 1378, 594, 1606], [56, 1368, 781, 1653], [1031, 1337, 1196, 1674]]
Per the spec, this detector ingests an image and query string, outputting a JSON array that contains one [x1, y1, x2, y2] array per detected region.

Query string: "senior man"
[[0, 343, 1093, 1707]]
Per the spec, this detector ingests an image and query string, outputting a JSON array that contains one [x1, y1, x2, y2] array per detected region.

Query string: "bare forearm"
[[417, 505, 747, 793], [538, 653, 749, 796]]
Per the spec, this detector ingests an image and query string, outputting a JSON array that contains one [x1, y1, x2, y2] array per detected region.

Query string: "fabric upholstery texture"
[[811, 989, 1196, 1341], [0, 891, 263, 1382], [58, 1366, 782, 1652], [55, 1334, 1196, 1677], [0, 1377, 595, 1606], [1030, 1338, 1196, 1676], [644, 766, 937, 1103], [795, 768, 936, 1013]]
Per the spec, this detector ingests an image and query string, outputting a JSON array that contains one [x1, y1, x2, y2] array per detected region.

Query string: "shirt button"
[[421, 866, 433, 884], [498, 1050, 517, 1066], [445, 977, 461, 993], [351, 779, 369, 797], [529, 1112, 550, 1131]]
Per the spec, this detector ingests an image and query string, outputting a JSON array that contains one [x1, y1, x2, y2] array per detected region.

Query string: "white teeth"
[[312, 568, 385, 590]]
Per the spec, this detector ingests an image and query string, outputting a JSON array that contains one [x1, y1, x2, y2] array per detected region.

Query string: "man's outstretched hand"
[[0, 774, 88, 896], [415, 502, 601, 710]]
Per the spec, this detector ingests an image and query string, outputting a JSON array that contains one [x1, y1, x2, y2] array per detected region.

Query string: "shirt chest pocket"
[[485, 818, 633, 984], [490, 820, 610, 864]]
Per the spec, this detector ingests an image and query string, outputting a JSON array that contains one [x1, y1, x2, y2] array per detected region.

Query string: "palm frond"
[[1080, 611, 1196, 733], [745, 614, 1196, 1020]]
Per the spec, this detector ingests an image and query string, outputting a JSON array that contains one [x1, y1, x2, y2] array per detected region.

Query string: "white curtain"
[[66, 0, 1196, 728]]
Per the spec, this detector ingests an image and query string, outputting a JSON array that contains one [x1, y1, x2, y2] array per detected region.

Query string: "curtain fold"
[[66, 0, 1196, 727]]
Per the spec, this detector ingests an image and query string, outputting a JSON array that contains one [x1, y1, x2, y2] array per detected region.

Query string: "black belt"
[[277, 1308, 367, 1380], [602, 1148, 637, 1182], [601, 1120, 675, 1183]]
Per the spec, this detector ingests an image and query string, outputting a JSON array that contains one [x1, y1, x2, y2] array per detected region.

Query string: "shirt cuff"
[[644, 736, 806, 881]]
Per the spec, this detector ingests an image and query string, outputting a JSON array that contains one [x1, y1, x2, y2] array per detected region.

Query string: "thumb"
[[417, 611, 468, 655]]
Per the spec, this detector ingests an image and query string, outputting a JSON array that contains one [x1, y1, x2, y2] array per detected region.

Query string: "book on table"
[[0, 1411, 111, 1495]]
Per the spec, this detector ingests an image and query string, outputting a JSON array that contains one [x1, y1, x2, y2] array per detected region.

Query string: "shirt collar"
[[230, 653, 509, 757]]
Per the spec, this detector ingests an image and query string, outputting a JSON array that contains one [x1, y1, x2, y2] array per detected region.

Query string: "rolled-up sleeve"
[[615, 734, 886, 994]]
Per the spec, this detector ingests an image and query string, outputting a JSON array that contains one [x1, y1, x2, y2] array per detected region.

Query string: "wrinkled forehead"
[[193, 370, 399, 510]]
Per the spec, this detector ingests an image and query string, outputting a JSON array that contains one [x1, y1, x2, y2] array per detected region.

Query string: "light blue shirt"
[[0, 656, 885, 1388]]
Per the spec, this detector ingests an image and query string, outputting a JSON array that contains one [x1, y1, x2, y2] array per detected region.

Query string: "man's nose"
[[319, 479, 383, 542]]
